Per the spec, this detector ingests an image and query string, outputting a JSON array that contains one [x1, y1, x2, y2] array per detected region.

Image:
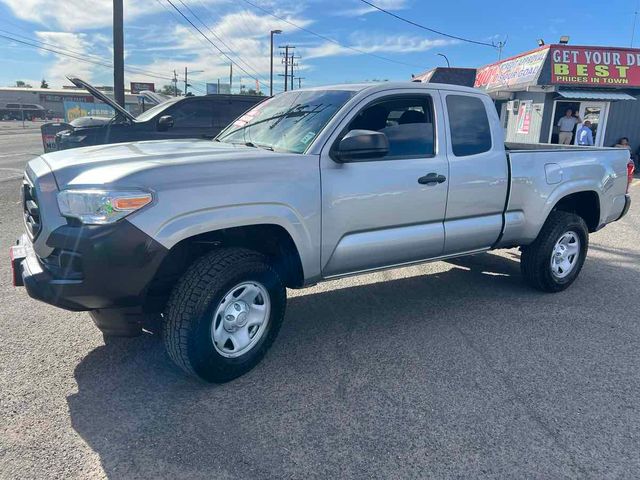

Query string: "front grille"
[[22, 177, 41, 239]]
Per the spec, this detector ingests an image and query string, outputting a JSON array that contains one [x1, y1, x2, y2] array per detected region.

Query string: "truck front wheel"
[[163, 248, 286, 382], [520, 211, 589, 293]]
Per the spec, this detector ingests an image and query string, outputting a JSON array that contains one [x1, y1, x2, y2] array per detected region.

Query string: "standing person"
[[577, 121, 594, 146], [557, 108, 581, 145]]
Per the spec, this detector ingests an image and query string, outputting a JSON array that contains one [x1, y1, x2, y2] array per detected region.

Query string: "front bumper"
[[11, 220, 168, 312]]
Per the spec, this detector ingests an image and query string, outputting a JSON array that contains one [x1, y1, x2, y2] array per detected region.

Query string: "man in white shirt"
[[576, 121, 594, 146], [557, 109, 582, 144]]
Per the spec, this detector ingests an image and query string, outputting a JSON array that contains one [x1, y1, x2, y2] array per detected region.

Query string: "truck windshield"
[[216, 89, 355, 153]]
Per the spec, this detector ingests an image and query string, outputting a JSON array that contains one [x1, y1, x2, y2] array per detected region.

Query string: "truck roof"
[[299, 81, 483, 95]]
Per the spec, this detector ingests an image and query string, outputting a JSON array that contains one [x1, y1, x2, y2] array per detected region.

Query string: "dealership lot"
[[1, 126, 640, 479]]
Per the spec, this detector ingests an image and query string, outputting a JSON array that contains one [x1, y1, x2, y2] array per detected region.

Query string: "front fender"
[[129, 203, 320, 282]]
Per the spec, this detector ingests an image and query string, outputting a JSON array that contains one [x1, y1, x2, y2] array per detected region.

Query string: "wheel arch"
[[549, 190, 601, 232], [143, 223, 306, 313]]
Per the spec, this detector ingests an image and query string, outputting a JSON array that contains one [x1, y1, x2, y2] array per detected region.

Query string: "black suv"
[[53, 77, 264, 151]]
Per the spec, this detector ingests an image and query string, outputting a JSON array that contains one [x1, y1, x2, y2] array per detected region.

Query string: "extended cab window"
[[169, 100, 213, 128], [446, 95, 492, 157], [344, 96, 435, 159]]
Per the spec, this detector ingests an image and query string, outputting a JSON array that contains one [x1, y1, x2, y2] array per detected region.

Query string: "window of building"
[[446, 95, 492, 156], [344, 95, 435, 159]]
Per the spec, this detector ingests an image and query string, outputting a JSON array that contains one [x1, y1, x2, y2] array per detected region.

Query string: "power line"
[[164, 0, 270, 90], [358, 0, 498, 48], [237, 0, 424, 68], [183, 0, 269, 83], [0, 29, 187, 85]]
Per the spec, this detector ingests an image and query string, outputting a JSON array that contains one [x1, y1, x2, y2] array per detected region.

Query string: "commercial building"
[[474, 44, 640, 149], [0, 86, 146, 121]]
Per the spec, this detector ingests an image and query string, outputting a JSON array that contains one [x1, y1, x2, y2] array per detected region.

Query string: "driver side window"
[[345, 95, 435, 159], [168, 100, 214, 129]]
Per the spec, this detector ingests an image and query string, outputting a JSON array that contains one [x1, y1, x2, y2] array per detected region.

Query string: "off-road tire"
[[521, 211, 589, 293], [163, 248, 286, 382]]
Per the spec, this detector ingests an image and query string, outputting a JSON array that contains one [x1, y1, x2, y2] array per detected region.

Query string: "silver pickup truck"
[[11, 82, 634, 382]]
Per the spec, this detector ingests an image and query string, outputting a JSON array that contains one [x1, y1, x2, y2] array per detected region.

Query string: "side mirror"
[[157, 115, 174, 131], [336, 129, 389, 161]]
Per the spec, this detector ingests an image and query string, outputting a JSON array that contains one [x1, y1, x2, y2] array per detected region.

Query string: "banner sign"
[[551, 46, 640, 86], [130, 82, 155, 94], [516, 101, 533, 134], [41, 93, 93, 103], [475, 47, 549, 92], [207, 83, 231, 94], [63, 101, 114, 122]]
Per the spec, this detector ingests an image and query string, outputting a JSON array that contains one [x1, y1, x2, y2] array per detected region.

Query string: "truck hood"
[[39, 139, 289, 189]]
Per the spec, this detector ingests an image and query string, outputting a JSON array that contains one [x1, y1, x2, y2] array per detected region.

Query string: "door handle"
[[418, 173, 446, 185]]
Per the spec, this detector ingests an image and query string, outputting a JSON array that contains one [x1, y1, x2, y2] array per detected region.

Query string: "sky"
[[0, 0, 638, 94]]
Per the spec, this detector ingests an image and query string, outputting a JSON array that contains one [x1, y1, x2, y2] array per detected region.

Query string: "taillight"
[[628, 161, 635, 193]]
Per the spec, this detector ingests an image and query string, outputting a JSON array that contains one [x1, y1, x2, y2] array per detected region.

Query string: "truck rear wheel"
[[520, 211, 589, 293], [163, 248, 286, 382]]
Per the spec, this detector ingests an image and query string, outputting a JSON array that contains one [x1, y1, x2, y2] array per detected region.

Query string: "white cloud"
[[0, 0, 227, 31], [340, 0, 408, 16], [35, 31, 98, 85], [303, 34, 457, 59]]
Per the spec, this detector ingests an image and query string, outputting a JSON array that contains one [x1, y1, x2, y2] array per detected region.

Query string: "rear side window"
[[446, 95, 492, 157]]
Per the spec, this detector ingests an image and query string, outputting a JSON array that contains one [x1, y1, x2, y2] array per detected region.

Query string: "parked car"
[[50, 77, 264, 151], [0, 102, 47, 120], [12, 82, 634, 382]]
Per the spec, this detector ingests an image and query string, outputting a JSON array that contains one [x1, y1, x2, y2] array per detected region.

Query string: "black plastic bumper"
[[617, 194, 631, 221], [12, 221, 168, 311]]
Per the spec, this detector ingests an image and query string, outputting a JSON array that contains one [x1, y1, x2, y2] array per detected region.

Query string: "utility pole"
[[290, 52, 295, 91], [172, 70, 178, 96], [279, 45, 295, 92], [229, 62, 233, 93], [184, 66, 188, 96], [113, 0, 125, 107], [270, 29, 282, 96], [297, 77, 305, 89]]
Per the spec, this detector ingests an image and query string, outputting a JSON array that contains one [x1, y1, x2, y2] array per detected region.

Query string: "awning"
[[558, 90, 636, 101]]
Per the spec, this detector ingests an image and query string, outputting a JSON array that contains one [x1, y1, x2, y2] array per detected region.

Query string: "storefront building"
[[0, 87, 149, 120], [474, 44, 640, 150]]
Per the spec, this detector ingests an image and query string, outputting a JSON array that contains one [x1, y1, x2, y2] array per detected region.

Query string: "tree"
[[160, 84, 181, 96], [242, 88, 264, 96], [40, 79, 49, 89], [16, 80, 33, 88]]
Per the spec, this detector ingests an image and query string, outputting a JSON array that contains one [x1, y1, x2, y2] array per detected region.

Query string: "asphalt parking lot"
[[1, 125, 640, 479]]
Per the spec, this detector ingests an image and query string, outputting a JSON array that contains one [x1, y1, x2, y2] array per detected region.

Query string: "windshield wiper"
[[228, 140, 274, 151], [245, 141, 274, 151]]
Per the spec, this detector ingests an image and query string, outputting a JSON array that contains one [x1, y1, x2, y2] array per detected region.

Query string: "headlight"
[[57, 189, 153, 224]]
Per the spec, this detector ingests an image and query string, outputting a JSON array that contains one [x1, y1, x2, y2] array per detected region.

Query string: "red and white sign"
[[130, 82, 155, 94], [516, 101, 532, 135], [551, 46, 640, 86], [475, 47, 549, 92]]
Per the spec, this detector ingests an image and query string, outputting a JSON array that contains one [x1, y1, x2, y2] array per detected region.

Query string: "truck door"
[[319, 90, 449, 278], [440, 91, 509, 255]]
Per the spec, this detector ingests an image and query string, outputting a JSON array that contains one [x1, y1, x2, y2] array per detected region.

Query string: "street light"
[[270, 29, 282, 97], [437, 53, 451, 68]]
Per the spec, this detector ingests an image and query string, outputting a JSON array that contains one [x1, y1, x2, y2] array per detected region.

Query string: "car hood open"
[[67, 76, 136, 122]]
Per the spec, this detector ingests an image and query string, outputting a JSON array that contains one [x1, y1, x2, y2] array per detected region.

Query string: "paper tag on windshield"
[[301, 132, 316, 145]]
